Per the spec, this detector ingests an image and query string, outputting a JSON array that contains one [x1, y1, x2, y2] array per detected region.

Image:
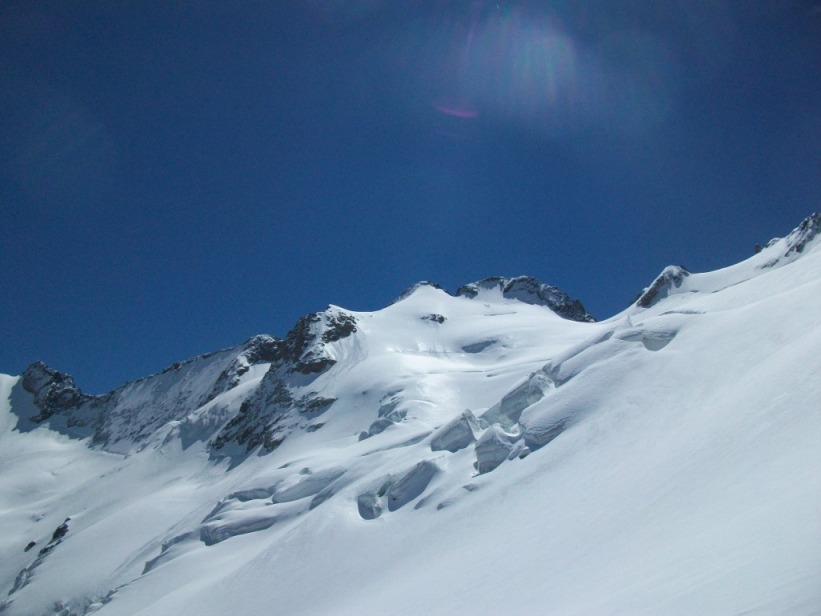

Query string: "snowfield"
[[1, 216, 820, 615]]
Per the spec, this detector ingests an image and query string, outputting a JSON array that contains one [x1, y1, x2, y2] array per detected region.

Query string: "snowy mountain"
[[1, 215, 820, 616]]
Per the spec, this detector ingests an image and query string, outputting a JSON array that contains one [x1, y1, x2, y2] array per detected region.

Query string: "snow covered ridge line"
[[1, 213, 820, 615], [395, 275, 595, 322], [633, 212, 821, 308], [757, 210, 821, 265], [6, 214, 821, 452], [12, 310, 356, 454], [10, 274, 592, 453], [6, 212, 821, 457]]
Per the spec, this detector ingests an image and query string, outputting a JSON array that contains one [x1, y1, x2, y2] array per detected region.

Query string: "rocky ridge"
[[13, 210, 819, 460], [16, 275, 592, 456]]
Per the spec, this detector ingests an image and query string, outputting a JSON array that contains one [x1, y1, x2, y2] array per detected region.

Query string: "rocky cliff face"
[[16, 307, 360, 456], [782, 212, 821, 256], [634, 265, 691, 309], [21, 362, 95, 424], [456, 276, 595, 322], [209, 307, 357, 453], [19, 344, 263, 451]]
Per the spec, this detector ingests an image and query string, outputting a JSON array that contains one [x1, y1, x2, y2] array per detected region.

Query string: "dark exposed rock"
[[456, 276, 595, 322], [635, 266, 691, 309], [17, 340, 289, 450], [757, 214, 820, 269], [421, 313, 446, 323], [211, 371, 337, 454], [295, 358, 336, 375], [297, 394, 336, 416], [14, 306, 350, 457], [21, 362, 94, 423], [168, 308, 352, 454], [206, 335, 283, 404], [321, 313, 358, 343], [284, 310, 356, 374], [285, 314, 328, 374], [286, 314, 316, 349], [51, 520, 69, 542], [17, 273, 593, 458], [783, 212, 821, 257], [19, 301, 357, 452], [10, 518, 71, 595], [242, 334, 285, 364], [395, 277, 593, 322], [211, 379, 293, 453]]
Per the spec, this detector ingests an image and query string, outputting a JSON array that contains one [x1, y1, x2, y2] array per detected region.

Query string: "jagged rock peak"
[[635, 265, 691, 309], [21, 361, 93, 422], [456, 276, 595, 323], [756, 212, 821, 267], [238, 334, 283, 363], [21, 361, 64, 392], [283, 308, 359, 375], [782, 212, 821, 257]]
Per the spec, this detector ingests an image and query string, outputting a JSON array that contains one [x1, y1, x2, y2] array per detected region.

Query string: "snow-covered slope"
[[1, 215, 820, 615]]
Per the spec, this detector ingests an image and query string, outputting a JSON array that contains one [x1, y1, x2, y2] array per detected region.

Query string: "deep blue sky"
[[1, 1, 819, 393]]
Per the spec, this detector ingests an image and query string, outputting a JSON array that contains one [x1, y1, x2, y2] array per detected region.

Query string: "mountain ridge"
[[14, 273, 596, 455], [1, 213, 819, 616], [12, 211, 821, 458]]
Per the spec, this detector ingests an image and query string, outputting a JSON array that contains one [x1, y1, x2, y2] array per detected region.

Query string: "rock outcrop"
[[635, 265, 691, 308], [456, 276, 595, 322]]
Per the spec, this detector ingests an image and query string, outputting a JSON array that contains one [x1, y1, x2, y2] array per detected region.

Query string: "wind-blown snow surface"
[[2, 218, 820, 615]]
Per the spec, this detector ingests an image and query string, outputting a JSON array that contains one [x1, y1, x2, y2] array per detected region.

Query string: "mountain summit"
[[455, 275, 595, 322], [394, 276, 594, 322], [1, 214, 819, 616]]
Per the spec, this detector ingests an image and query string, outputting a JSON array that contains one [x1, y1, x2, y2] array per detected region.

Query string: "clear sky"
[[1, 1, 819, 394]]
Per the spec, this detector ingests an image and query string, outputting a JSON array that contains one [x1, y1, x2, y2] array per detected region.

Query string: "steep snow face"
[[1, 216, 820, 616]]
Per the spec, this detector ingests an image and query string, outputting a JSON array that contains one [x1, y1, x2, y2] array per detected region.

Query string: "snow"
[[1, 221, 820, 615]]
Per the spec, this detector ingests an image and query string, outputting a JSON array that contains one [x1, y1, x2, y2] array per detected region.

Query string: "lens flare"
[[423, 2, 679, 136], [433, 103, 479, 118]]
